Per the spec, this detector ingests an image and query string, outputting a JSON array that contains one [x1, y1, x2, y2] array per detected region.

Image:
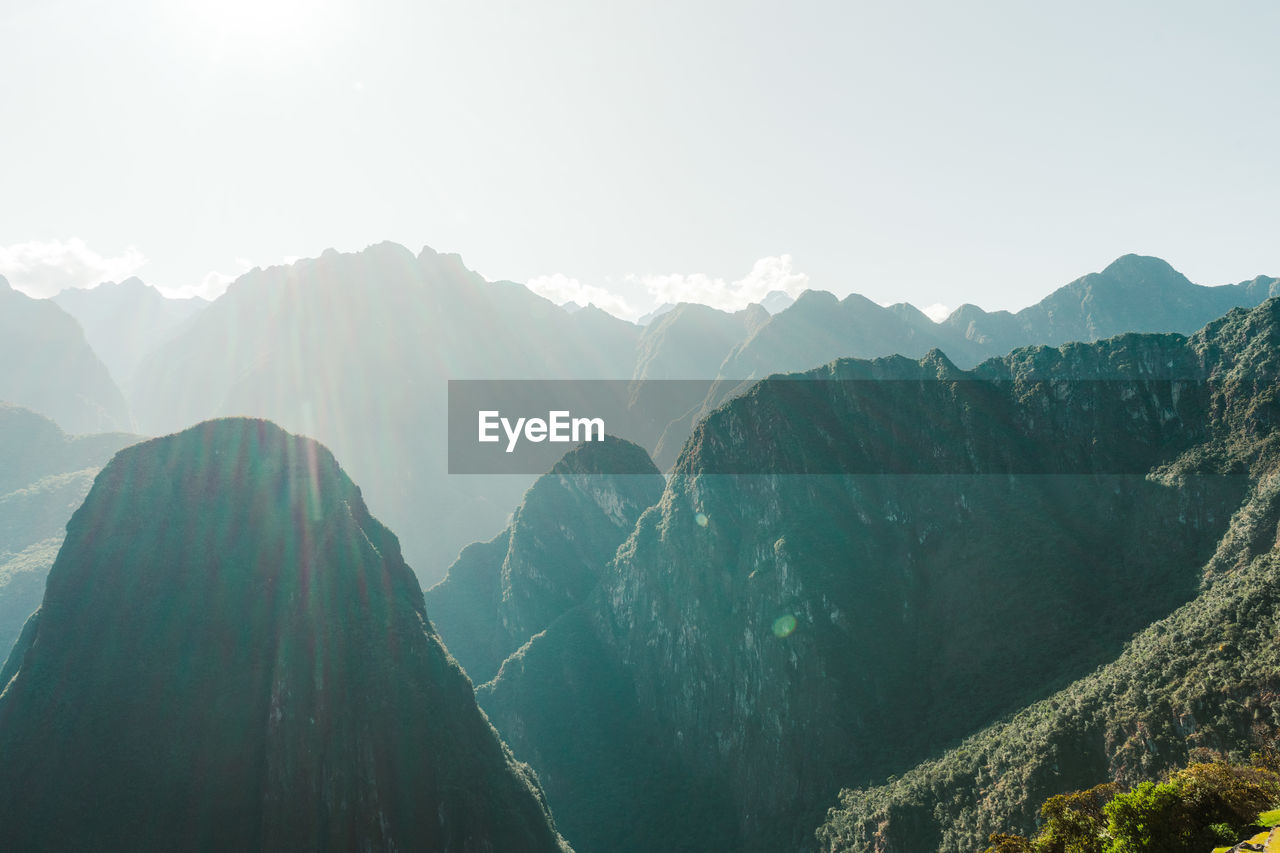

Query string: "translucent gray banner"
[[447, 378, 1211, 475]]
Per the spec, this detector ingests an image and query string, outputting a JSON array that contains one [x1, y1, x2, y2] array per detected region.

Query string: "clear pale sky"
[[1, 0, 1277, 320]]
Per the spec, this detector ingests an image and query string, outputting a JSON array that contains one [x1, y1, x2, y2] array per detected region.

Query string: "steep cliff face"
[[482, 303, 1280, 853], [427, 436, 664, 684], [0, 418, 570, 853]]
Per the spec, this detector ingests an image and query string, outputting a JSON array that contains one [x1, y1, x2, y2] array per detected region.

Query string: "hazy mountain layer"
[[0, 277, 129, 433], [426, 436, 663, 685], [128, 243, 646, 581], [52, 277, 206, 390], [944, 254, 1280, 353], [0, 404, 137, 655], [479, 299, 1280, 853], [122, 246, 1278, 589], [0, 418, 570, 852]]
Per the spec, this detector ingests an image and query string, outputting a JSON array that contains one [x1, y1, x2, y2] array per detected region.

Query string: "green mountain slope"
[[0, 418, 571, 852], [816, 299, 1280, 852]]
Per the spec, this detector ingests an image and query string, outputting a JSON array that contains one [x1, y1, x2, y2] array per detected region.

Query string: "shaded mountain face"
[[477, 301, 1280, 853], [426, 436, 664, 685], [0, 418, 570, 853], [818, 299, 1280, 852], [0, 404, 138, 656], [0, 276, 129, 434], [52, 277, 206, 390]]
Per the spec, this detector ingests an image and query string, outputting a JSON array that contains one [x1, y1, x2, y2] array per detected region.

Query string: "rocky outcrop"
[[427, 436, 663, 685], [0, 418, 571, 853]]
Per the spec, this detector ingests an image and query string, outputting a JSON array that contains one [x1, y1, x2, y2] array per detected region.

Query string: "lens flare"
[[695, 512, 709, 527], [772, 614, 797, 638]]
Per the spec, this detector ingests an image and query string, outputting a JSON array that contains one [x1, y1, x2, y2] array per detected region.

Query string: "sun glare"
[[179, 0, 342, 61]]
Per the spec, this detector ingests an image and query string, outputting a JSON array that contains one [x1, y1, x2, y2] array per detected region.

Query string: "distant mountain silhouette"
[[759, 289, 795, 314], [124, 246, 1279, 585], [52, 277, 206, 390], [943, 253, 1280, 351], [637, 301, 677, 325], [426, 436, 663, 684], [0, 276, 129, 433], [129, 243, 644, 581], [0, 418, 570, 852], [0, 404, 138, 655], [633, 302, 769, 380], [719, 289, 986, 379]]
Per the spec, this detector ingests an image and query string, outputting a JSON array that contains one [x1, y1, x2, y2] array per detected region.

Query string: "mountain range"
[[4, 242, 1280, 851], [425, 296, 1280, 852], [39, 245, 1274, 585]]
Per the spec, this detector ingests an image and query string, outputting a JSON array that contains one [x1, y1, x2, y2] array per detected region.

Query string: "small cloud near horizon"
[[0, 238, 148, 297], [923, 303, 951, 322], [630, 254, 810, 314], [525, 273, 638, 320], [158, 258, 262, 300]]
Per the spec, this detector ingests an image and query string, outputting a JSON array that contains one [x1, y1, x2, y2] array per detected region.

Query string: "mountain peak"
[[550, 434, 660, 476], [0, 417, 570, 852], [759, 290, 795, 314], [1099, 253, 1186, 283]]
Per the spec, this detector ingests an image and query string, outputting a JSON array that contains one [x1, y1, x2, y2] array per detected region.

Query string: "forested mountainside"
[[0, 404, 137, 655], [0, 418, 570, 853], [426, 436, 663, 685], [817, 297, 1280, 851], [478, 297, 1280, 853]]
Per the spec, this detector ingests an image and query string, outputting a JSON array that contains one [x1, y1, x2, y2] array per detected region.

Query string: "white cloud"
[[0, 238, 148, 297], [160, 269, 238, 301], [922, 303, 951, 322], [630, 254, 810, 313], [525, 273, 638, 321], [156, 258, 263, 300]]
